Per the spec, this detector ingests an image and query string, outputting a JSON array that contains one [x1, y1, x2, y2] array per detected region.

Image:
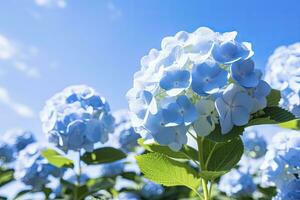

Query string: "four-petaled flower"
[[215, 84, 253, 134], [160, 68, 191, 96], [231, 59, 260, 88], [192, 60, 228, 95]]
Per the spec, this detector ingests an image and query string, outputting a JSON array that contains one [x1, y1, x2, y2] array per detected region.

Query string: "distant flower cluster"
[[242, 129, 267, 159], [261, 131, 300, 198], [112, 110, 141, 152], [127, 27, 271, 150], [218, 169, 256, 197], [14, 143, 65, 191], [0, 129, 35, 163], [40, 85, 115, 152], [265, 43, 300, 117]]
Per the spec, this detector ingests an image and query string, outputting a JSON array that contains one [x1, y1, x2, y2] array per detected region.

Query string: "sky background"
[[0, 0, 300, 142]]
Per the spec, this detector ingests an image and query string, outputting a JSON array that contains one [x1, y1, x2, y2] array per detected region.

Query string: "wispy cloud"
[[0, 87, 34, 118], [107, 1, 122, 20], [0, 34, 41, 78], [34, 0, 67, 8]]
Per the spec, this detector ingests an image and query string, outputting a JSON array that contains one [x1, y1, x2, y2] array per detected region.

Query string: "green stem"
[[197, 137, 210, 200], [209, 181, 214, 198]]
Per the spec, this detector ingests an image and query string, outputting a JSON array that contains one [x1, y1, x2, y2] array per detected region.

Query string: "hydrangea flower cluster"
[[14, 143, 65, 191], [0, 129, 36, 163], [242, 129, 267, 159], [40, 85, 115, 152], [141, 180, 165, 199], [112, 110, 141, 152], [265, 43, 300, 117], [273, 179, 300, 200], [260, 131, 300, 191], [127, 27, 271, 150], [3, 129, 36, 151], [218, 169, 256, 198]]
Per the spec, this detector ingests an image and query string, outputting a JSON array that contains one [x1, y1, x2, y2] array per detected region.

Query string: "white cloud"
[[0, 34, 41, 78], [0, 87, 34, 118], [107, 1, 122, 20], [0, 35, 15, 60], [34, 0, 67, 8]]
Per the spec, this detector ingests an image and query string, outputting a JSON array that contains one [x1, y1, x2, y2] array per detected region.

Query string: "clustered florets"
[[265, 42, 300, 117], [127, 27, 271, 150], [40, 85, 115, 152]]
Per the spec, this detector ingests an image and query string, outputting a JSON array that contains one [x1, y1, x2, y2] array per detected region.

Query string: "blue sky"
[[0, 0, 300, 140]]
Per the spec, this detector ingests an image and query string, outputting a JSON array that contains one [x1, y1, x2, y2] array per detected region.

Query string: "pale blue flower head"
[[40, 85, 115, 152], [215, 84, 254, 134], [14, 143, 65, 191], [265, 43, 300, 117], [261, 131, 300, 188], [274, 179, 300, 200], [212, 40, 253, 64], [128, 27, 267, 146], [242, 130, 267, 159], [160, 68, 191, 96], [0, 142, 15, 163], [218, 169, 256, 198], [231, 59, 261, 88], [191, 60, 228, 95], [141, 180, 165, 199], [3, 129, 36, 152], [98, 161, 125, 177]]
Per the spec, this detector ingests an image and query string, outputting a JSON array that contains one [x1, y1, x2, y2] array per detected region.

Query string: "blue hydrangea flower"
[[117, 192, 141, 200], [218, 169, 256, 198], [274, 179, 300, 200], [127, 27, 270, 146], [160, 68, 191, 96], [215, 84, 254, 134], [0, 142, 15, 163], [265, 43, 300, 117], [231, 59, 261, 88], [14, 143, 65, 191], [261, 131, 300, 189], [249, 80, 271, 113], [3, 129, 36, 151], [191, 60, 228, 95], [40, 85, 115, 152], [212, 40, 253, 64], [141, 181, 165, 199], [98, 161, 125, 177], [242, 130, 267, 159]]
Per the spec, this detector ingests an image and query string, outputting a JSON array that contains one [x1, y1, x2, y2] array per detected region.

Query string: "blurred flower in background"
[[14, 143, 65, 191], [265, 43, 300, 117], [40, 85, 115, 153]]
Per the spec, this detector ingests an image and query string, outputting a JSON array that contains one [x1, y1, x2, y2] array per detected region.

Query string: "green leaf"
[[266, 89, 281, 107], [198, 171, 227, 180], [205, 125, 245, 142], [198, 137, 244, 180], [0, 169, 14, 187], [41, 148, 74, 168], [264, 106, 296, 122], [138, 138, 198, 161], [279, 119, 300, 130], [81, 147, 126, 165], [136, 152, 201, 192]]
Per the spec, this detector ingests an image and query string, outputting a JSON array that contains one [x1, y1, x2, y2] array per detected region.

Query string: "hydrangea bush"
[[128, 27, 298, 200]]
